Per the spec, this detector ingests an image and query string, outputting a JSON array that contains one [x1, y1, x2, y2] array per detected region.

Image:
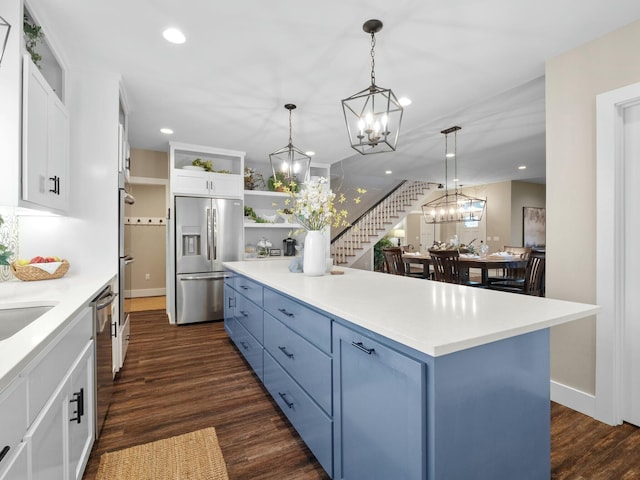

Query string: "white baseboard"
[[126, 288, 166, 298], [550, 380, 596, 418]]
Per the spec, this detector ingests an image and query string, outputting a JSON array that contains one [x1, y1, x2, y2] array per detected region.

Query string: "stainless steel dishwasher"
[[92, 285, 116, 438]]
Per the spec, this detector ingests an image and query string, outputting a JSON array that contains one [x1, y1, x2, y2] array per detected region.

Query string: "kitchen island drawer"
[[235, 293, 263, 343], [263, 288, 330, 353], [231, 319, 263, 381], [264, 352, 332, 476], [235, 276, 263, 306], [264, 312, 331, 414]]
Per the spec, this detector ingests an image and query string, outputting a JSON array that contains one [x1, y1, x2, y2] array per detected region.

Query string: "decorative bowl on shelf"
[[182, 165, 205, 171], [261, 214, 277, 223]]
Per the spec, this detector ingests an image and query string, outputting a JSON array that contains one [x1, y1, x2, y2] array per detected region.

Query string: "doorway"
[[596, 81, 640, 426]]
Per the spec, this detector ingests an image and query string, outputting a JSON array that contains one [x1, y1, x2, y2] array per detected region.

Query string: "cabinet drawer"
[[235, 293, 263, 343], [26, 307, 92, 424], [232, 320, 263, 381], [264, 353, 332, 476], [0, 378, 27, 469], [235, 276, 263, 306], [264, 313, 331, 414], [0, 440, 27, 480], [264, 289, 331, 353], [224, 272, 235, 289]]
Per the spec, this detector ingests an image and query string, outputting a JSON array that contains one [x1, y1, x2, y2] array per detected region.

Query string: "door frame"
[[595, 80, 640, 425]]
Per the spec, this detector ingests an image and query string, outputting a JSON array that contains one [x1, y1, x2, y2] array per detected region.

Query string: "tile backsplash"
[[0, 208, 18, 282]]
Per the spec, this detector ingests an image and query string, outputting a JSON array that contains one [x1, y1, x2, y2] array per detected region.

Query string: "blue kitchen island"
[[222, 260, 599, 480]]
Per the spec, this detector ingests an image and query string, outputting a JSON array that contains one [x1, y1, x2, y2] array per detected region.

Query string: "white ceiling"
[[29, 0, 640, 186]]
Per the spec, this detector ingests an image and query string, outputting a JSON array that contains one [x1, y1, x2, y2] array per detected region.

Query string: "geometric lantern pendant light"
[[0, 15, 11, 67], [342, 19, 403, 155], [269, 103, 311, 184], [422, 126, 487, 224]]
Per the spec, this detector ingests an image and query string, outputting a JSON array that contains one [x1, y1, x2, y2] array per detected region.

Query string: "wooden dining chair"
[[487, 246, 532, 286], [382, 247, 407, 276], [488, 252, 545, 296], [428, 249, 482, 286]]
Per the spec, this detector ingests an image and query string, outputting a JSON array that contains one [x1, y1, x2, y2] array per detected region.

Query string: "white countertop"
[[0, 272, 113, 392], [223, 260, 600, 357]]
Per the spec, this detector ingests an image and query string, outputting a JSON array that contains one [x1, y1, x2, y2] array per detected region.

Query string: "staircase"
[[331, 181, 432, 268]]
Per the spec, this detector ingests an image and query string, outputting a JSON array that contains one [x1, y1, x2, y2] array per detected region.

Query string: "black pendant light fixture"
[[0, 15, 11, 67], [341, 19, 403, 155], [269, 104, 312, 184], [422, 126, 486, 224]]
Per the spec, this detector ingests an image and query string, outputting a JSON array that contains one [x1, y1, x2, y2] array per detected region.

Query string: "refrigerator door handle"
[[179, 275, 226, 281], [212, 207, 217, 260], [206, 207, 212, 261]]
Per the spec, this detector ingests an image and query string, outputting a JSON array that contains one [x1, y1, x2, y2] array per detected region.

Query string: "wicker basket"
[[10, 260, 70, 281]]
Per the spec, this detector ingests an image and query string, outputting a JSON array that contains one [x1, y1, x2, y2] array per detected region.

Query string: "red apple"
[[30, 256, 45, 264], [44, 257, 56, 263]]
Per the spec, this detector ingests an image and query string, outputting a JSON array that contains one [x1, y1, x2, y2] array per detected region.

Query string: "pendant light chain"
[[454, 130, 458, 193], [288, 108, 293, 145], [370, 31, 376, 87]]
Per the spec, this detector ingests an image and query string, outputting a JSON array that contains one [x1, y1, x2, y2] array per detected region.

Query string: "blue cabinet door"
[[333, 322, 426, 480]]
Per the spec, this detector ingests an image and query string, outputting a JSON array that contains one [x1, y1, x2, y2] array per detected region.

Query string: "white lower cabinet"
[[26, 341, 94, 480], [0, 304, 95, 480]]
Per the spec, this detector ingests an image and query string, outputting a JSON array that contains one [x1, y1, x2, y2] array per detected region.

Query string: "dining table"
[[402, 252, 529, 285]]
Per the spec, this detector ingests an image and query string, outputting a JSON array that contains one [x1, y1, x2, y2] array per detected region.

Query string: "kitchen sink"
[[0, 305, 54, 341]]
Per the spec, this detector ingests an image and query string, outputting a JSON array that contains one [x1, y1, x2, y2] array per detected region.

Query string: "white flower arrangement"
[[276, 177, 365, 232]]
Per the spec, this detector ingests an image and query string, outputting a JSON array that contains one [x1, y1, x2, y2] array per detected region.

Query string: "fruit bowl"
[[10, 260, 70, 281]]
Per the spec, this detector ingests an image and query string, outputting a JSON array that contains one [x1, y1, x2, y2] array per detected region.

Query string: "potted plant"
[[374, 237, 394, 272], [23, 14, 44, 68], [0, 214, 13, 266]]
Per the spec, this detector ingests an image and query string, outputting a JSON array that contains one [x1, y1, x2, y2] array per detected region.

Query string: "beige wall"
[[546, 19, 640, 394], [128, 149, 169, 295]]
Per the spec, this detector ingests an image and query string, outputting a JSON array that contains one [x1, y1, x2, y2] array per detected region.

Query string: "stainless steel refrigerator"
[[175, 196, 243, 324]]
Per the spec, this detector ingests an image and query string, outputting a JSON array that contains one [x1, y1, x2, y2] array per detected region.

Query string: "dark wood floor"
[[83, 310, 640, 480]]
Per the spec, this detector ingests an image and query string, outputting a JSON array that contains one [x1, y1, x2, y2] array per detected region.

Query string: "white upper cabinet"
[[22, 54, 69, 213]]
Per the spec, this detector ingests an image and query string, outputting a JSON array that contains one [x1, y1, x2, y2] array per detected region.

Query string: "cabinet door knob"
[[0, 446, 10, 464], [278, 346, 294, 359], [278, 392, 294, 409], [278, 308, 294, 318], [351, 341, 375, 355], [69, 388, 84, 424]]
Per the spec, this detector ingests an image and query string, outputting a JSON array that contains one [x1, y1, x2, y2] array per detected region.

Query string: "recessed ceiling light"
[[445, 153, 455, 158], [518, 165, 527, 170], [160, 128, 174, 135], [162, 28, 186, 44], [453, 178, 459, 182], [305, 151, 315, 156], [385, 170, 392, 175], [398, 97, 412, 106]]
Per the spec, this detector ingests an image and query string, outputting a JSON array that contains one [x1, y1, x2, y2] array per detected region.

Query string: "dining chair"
[[487, 246, 532, 286], [488, 251, 545, 296], [383, 247, 423, 278], [382, 247, 407, 276], [428, 249, 482, 286]]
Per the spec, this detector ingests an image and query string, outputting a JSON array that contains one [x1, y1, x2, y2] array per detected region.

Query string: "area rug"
[[96, 427, 229, 480]]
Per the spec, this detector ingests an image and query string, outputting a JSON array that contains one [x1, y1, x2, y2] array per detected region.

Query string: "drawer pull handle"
[[278, 392, 294, 409], [227, 297, 236, 308], [0, 446, 9, 464], [239, 341, 249, 351], [352, 341, 375, 355], [278, 346, 294, 359], [239, 285, 249, 290], [239, 310, 249, 317], [70, 388, 84, 424], [278, 308, 294, 318]]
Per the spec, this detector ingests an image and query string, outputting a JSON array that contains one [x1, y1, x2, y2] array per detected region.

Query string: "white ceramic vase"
[[303, 230, 325, 276]]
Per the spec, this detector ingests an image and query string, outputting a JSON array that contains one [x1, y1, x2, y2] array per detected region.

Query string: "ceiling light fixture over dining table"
[[422, 126, 487, 224], [341, 19, 404, 155]]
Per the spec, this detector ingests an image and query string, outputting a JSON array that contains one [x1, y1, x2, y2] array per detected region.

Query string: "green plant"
[[244, 206, 257, 220], [0, 215, 13, 266], [268, 172, 299, 193], [192, 158, 213, 172], [373, 237, 394, 272], [23, 14, 44, 68]]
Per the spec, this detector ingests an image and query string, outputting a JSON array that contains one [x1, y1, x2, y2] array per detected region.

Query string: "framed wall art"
[[523, 207, 546, 248]]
